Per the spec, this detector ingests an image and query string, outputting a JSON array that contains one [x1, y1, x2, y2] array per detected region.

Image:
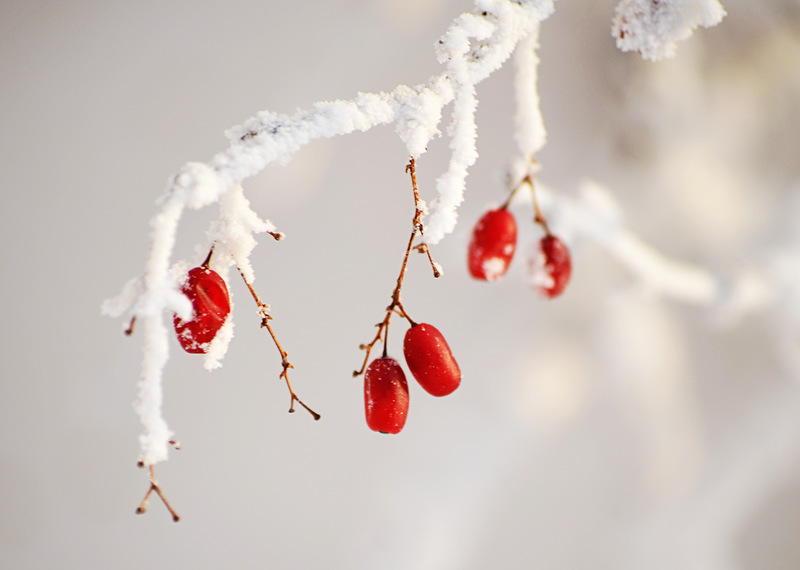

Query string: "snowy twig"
[[612, 0, 726, 61], [354, 159, 438, 378]]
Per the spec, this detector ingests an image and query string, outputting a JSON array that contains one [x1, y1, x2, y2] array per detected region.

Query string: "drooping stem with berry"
[[353, 158, 440, 379], [357, 159, 461, 433]]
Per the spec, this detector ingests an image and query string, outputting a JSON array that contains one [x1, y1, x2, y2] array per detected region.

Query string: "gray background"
[[3, 1, 800, 568]]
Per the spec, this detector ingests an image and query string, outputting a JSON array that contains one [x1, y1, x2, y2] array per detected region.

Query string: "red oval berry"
[[529, 234, 571, 298], [173, 267, 231, 353], [468, 208, 517, 281], [364, 357, 409, 434], [403, 323, 461, 397]]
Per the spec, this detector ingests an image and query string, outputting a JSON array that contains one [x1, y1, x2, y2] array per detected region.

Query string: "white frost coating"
[[424, 14, 489, 245], [612, 0, 726, 61], [131, 194, 195, 465], [176, 162, 226, 210], [100, 276, 142, 319], [136, 308, 173, 466], [393, 84, 446, 158], [512, 22, 547, 162], [168, 260, 192, 321], [207, 183, 275, 283], [425, 1, 549, 244]]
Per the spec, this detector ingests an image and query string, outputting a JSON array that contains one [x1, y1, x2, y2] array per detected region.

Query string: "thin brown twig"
[[352, 256, 416, 377], [135, 465, 180, 522], [354, 158, 437, 376], [503, 159, 551, 235], [237, 267, 320, 420], [406, 158, 441, 278], [527, 173, 551, 235]]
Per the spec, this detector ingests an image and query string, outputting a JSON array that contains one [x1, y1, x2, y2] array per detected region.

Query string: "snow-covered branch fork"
[[103, 0, 728, 520]]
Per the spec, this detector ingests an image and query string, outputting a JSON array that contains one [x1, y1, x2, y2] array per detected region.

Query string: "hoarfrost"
[[105, 0, 729, 466], [612, 0, 726, 61]]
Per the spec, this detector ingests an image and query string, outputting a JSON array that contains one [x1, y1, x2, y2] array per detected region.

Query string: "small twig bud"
[[124, 316, 137, 336]]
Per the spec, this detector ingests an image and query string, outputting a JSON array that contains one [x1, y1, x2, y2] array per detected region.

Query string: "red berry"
[[173, 267, 231, 353], [403, 323, 461, 397], [364, 357, 409, 434], [468, 208, 517, 281], [529, 234, 571, 298]]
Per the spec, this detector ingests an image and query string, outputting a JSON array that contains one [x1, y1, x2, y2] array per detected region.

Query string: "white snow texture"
[[613, 0, 726, 61]]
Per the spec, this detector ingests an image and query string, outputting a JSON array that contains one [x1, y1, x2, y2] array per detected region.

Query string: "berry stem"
[[527, 174, 551, 236], [406, 158, 441, 279], [353, 159, 433, 377], [124, 316, 137, 336], [236, 267, 321, 421], [135, 465, 180, 522], [200, 247, 214, 269], [500, 185, 517, 210]]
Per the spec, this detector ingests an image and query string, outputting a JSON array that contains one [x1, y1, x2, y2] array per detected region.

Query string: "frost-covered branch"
[[104, 0, 556, 467], [103, 0, 728, 470], [511, 22, 547, 168], [613, 0, 726, 61], [528, 179, 796, 326]]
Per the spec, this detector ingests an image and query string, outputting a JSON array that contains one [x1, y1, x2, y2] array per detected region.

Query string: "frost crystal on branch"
[[612, 0, 726, 61], [512, 22, 546, 161]]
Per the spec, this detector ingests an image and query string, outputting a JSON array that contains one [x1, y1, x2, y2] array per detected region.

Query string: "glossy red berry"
[[468, 208, 517, 281], [529, 234, 572, 298], [364, 357, 409, 434], [173, 267, 231, 353], [403, 323, 461, 397]]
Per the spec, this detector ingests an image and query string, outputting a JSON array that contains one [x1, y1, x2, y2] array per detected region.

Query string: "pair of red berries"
[[467, 207, 571, 298], [173, 267, 231, 353], [364, 323, 460, 434]]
